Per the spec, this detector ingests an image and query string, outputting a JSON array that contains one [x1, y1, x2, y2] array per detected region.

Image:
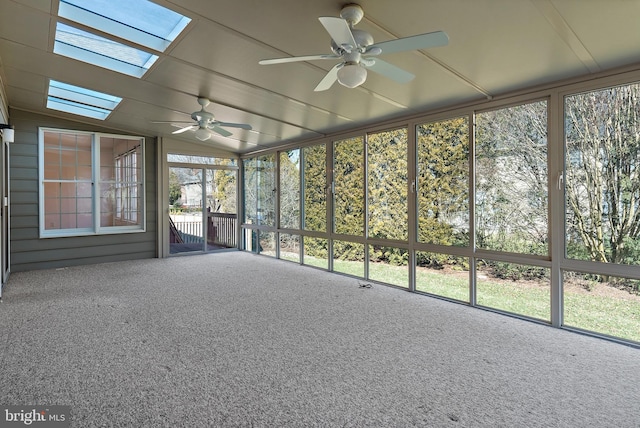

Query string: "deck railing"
[[170, 212, 237, 248], [209, 212, 237, 248]]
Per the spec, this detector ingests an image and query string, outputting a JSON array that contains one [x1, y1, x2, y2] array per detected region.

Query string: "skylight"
[[54, 23, 159, 78], [58, 0, 191, 53], [54, 0, 191, 78], [47, 80, 122, 120]]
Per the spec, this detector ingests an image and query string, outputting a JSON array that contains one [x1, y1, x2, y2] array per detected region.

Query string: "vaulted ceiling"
[[1, 0, 639, 153]]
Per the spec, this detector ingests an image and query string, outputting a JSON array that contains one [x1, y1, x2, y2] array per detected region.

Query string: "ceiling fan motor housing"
[[192, 109, 214, 125], [330, 28, 373, 55], [340, 3, 364, 26]]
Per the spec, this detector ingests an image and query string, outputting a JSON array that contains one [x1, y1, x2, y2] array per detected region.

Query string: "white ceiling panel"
[[552, 0, 640, 70], [1, 0, 639, 153], [0, 1, 52, 51]]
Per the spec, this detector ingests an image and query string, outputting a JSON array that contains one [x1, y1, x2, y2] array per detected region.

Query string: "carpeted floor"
[[1, 252, 638, 427]]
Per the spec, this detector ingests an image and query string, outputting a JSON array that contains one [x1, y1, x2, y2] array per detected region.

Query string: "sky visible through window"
[[55, 23, 159, 77], [50, 0, 191, 118], [47, 80, 122, 120], [58, 0, 191, 52]]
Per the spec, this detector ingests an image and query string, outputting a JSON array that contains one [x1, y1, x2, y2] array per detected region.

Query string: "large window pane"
[[280, 149, 300, 229], [416, 251, 469, 302], [244, 155, 276, 226], [476, 260, 550, 321], [565, 83, 640, 265], [367, 128, 408, 241], [208, 169, 237, 249], [563, 270, 640, 342], [303, 145, 326, 232], [475, 101, 548, 255], [417, 117, 469, 246], [334, 137, 364, 236]]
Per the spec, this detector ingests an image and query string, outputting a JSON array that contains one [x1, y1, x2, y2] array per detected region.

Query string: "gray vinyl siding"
[[9, 109, 157, 272]]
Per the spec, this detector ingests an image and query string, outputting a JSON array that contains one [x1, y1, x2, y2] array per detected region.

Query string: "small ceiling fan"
[[153, 97, 252, 141], [258, 3, 448, 91]]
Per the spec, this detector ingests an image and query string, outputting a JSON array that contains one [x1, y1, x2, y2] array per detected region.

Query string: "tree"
[[475, 101, 548, 255], [333, 137, 365, 261], [417, 117, 469, 247], [565, 83, 640, 265], [367, 128, 408, 241], [168, 170, 182, 206], [213, 169, 236, 213], [334, 137, 364, 236], [303, 144, 326, 232], [280, 150, 300, 229]]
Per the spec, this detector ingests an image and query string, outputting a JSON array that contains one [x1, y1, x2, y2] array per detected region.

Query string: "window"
[[564, 83, 640, 266], [55, 0, 191, 77], [562, 82, 640, 343], [367, 127, 408, 241], [243, 155, 275, 226], [47, 80, 122, 120], [58, 0, 191, 53], [475, 101, 548, 255], [54, 23, 159, 78], [40, 128, 145, 237], [474, 101, 550, 321], [115, 146, 139, 224], [302, 144, 326, 232], [280, 149, 300, 229], [417, 117, 469, 246], [333, 136, 364, 236]]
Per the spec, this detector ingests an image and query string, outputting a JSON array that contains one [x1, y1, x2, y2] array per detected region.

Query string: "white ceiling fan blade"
[[314, 64, 341, 92], [217, 122, 252, 130], [367, 31, 449, 55], [318, 17, 357, 51], [171, 125, 197, 134], [364, 58, 415, 83], [152, 120, 193, 124], [259, 54, 339, 65], [210, 125, 233, 138]]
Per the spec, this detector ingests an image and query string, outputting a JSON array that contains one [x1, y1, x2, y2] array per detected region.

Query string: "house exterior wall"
[[9, 109, 157, 272]]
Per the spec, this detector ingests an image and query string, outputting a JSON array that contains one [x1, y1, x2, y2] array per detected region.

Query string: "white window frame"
[[115, 148, 139, 224], [39, 127, 146, 238]]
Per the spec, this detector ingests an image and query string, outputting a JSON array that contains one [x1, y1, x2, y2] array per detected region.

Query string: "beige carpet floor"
[[1, 252, 638, 427]]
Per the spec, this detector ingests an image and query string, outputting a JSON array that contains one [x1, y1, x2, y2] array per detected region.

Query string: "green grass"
[[564, 291, 640, 342], [309, 256, 640, 343], [416, 269, 469, 301], [476, 278, 551, 321], [333, 258, 364, 278], [303, 255, 327, 269]]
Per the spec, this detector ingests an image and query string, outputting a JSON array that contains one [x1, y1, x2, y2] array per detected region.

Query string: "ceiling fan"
[[258, 3, 448, 91], [153, 97, 252, 141]]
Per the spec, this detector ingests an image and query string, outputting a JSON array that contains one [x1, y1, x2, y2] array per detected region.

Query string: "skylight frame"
[[46, 80, 122, 121]]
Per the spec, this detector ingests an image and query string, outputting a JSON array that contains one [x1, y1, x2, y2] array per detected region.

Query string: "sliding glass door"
[[169, 164, 237, 254]]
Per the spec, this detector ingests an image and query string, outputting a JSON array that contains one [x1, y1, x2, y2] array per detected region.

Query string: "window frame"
[[39, 127, 146, 238]]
